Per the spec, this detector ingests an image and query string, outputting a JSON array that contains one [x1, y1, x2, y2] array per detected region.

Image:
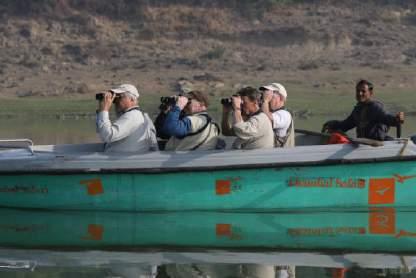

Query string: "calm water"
[[0, 115, 415, 145], [0, 209, 416, 277], [1, 116, 416, 277]]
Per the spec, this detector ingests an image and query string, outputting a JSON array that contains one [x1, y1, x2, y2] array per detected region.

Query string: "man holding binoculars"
[[260, 82, 295, 148], [96, 83, 157, 153], [158, 91, 220, 151], [222, 86, 274, 149]]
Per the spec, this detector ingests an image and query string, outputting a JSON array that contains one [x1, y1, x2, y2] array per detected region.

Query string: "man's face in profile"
[[241, 96, 258, 115]]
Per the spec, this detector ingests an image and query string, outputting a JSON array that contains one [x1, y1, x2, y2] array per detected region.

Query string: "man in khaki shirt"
[[222, 87, 274, 149]]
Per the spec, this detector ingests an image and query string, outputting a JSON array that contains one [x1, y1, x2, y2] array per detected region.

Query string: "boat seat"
[[295, 134, 326, 146]]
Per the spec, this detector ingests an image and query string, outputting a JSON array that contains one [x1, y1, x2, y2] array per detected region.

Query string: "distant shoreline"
[[1, 110, 416, 120]]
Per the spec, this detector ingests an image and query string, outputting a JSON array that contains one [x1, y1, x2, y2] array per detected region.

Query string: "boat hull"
[[0, 160, 416, 211]]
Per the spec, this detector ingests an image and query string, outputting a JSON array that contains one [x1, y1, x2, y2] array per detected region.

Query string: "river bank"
[[1, 75, 415, 120]]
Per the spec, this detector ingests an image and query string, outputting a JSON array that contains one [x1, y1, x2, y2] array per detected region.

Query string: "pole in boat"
[[397, 122, 402, 138]]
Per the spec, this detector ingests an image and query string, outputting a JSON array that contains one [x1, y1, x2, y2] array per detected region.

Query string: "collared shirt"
[[96, 106, 155, 153], [272, 109, 292, 137], [232, 111, 274, 149], [272, 108, 295, 148]]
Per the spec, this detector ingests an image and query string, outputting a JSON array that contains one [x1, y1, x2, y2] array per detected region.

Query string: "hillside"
[[1, 0, 416, 104]]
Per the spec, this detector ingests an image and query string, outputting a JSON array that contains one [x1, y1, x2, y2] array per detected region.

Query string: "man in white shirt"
[[260, 83, 295, 147], [96, 84, 157, 153]]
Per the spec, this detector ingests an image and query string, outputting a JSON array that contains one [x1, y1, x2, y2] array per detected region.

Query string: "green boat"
[[0, 137, 415, 211], [0, 208, 415, 253]]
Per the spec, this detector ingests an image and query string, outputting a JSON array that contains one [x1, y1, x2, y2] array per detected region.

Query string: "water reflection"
[[0, 117, 97, 144], [0, 209, 415, 277], [0, 248, 414, 277], [0, 209, 415, 252], [0, 208, 416, 252]]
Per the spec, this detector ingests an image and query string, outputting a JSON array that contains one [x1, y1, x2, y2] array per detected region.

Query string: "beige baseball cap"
[[259, 83, 287, 99], [110, 84, 139, 99]]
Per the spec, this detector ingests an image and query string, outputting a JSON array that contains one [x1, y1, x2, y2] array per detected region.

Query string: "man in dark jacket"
[[323, 80, 404, 141]]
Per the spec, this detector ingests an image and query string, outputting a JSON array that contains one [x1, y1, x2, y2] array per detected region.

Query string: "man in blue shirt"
[[161, 91, 219, 151]]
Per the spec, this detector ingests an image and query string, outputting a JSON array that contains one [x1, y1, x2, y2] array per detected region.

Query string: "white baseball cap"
[[110, 84, 139, 99], [259, 83, 287, 99]]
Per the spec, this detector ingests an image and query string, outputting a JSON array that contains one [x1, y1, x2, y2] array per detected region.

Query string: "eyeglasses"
[[113, 94, 125, 103]]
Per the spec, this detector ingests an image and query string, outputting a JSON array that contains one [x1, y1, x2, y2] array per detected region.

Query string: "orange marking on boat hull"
[[393, 174, 416, 183], [80, 179, 104, 195], [368, 178, 395, 205], [216, 180, 231, 195]]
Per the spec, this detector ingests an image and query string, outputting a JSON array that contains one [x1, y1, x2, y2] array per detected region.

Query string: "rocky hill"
[[1, 0, 416, 99]]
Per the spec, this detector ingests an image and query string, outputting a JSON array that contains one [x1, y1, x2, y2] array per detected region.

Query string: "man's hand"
[[232, 95, 242, 111], [99, 91, 115, 112], [261, 90, 273, 122], [321, 120, 339, 133], [262, 90, 273, 103], [162, 105, 172, 114], [222, 102, 232, 114], [176, 96, 189, 110], [231, 95, 243, 124], [222, 105, 231, 113], [397, 112, 404, 124]]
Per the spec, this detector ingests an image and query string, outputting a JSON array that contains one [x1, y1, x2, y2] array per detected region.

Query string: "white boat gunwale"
[[0, 154, 415, 175], [0, 140, 414, 174]]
